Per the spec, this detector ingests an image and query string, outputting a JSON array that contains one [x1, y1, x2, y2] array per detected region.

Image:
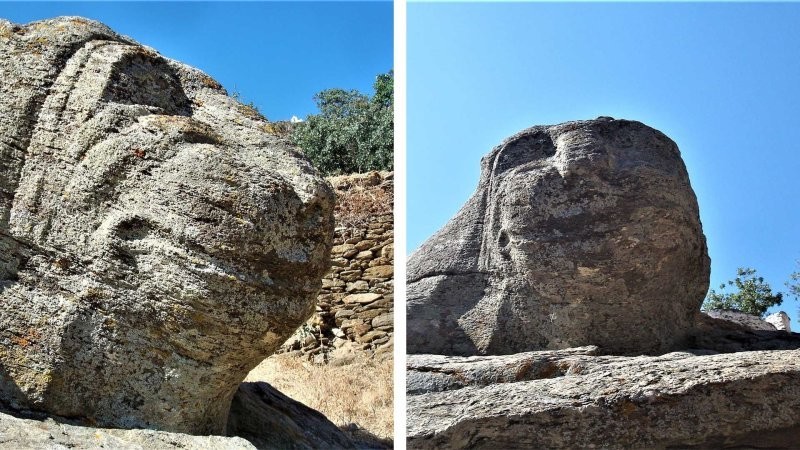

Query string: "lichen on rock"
[[408, 117, 710, 356], [406, 118, 800, 449], [407, 348, 800, 449], [0, 16, 334, 435]]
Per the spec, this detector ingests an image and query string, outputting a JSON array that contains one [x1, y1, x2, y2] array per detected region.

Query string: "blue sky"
[[408, 2, 800, 319], [1, 2, 393, 120]]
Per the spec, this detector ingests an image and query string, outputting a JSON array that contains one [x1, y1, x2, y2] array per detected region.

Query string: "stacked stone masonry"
[[278, 171, 394, 363]]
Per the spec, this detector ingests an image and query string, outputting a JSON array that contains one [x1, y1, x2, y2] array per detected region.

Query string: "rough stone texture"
[[766, 311, 792, 332], [406, 346, 599, 395], [687, 313, 800, 353], [709, 310, 774, 331], [227, 382, 355, 449], [0, 413, 256, 450], [406, 117, 800, 448], [0, 381, 355, 449], [705, 309, 776, 331], [407, 348, 800, 449], [407, 117, 709, 356], [278, 171, 393, 363], [0, 17, 334, 434]]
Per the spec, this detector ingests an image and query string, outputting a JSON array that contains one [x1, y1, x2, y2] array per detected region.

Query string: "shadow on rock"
[[0, 364, 30, 416], [407, 272, 486, 356], [340, 423, 393, 450], [227, 381, 356, 450]]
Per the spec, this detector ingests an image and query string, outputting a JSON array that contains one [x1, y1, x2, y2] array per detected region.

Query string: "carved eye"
[[102, 50, 191, 116], [498, 229, 510, 247], [114, 216, 153, 242], [495, 132, 556, 174]]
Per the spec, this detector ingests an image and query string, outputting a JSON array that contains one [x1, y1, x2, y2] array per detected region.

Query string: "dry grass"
[[261, 121, 294, 139], [334, 185, 392, 229], [246, 352, 393, 448]]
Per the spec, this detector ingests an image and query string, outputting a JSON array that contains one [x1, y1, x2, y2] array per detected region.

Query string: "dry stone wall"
[[279, 171, 394, 363]]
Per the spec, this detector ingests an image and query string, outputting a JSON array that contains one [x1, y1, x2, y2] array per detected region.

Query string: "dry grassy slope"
[[246, 353, 393, 447]]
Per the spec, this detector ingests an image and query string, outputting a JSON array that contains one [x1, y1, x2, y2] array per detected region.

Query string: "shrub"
[[787, 262, 799, 299], [291, 71, 393, 175], [702, 267, 783, 317]]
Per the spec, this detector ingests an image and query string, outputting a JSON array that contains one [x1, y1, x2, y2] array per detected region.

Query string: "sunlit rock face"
[[407, 117, 709, 356], [407, 348, 800, 449], [0, 17, 333, 434], [766, 311, 792, 332]]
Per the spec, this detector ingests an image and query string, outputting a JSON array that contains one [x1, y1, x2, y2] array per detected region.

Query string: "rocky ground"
[[407, 345, 800, 449], [0, 413, 255, 449]]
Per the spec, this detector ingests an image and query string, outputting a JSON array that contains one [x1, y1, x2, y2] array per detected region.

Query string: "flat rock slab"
[[227, 382, 355, 449], [0, 380, 355, 449], [407, 346, 599, 395], [0, 411, 256, 450], [407, 349, 800, 449]]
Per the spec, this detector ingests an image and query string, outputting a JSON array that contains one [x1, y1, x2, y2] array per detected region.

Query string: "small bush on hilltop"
[[702, 267, 783, 317], [290, 71, 393, 175]]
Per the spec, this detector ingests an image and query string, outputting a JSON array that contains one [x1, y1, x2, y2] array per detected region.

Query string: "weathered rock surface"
[[0, 381, 355, 449], [406, 346, 599, 395], [705, 309, 777, 331], [0, 410, 257, 450], [687, 313, 800, 353], [407, 348, 800, 449], [0, 17, 334, 435], [408, 117, 709, 356], [407, 118, 800, 448], [766, 311, 792, 332]]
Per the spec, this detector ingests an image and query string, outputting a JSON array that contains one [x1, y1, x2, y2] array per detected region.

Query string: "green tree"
[[788, 262, 799, 303], [789, 271, 800, 322], [372, 71, 393, 107], [702, 267, 783, 317], [290, 71, 393, 175]]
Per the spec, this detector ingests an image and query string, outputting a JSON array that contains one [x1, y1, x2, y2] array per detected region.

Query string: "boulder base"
[[0, 382, 355, 449], [407, 347, 800, 449]]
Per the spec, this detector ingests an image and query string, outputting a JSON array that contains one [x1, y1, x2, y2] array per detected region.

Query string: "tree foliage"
[[788, 263, 800, 321], [702, 267, 783, 317], [290, 71, 393, 175], [788, 262, 800, 299]]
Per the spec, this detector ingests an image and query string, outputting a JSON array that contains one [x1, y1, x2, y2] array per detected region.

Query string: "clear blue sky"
[[408, 2, 800, 320], [1, 2, 393, 120]]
